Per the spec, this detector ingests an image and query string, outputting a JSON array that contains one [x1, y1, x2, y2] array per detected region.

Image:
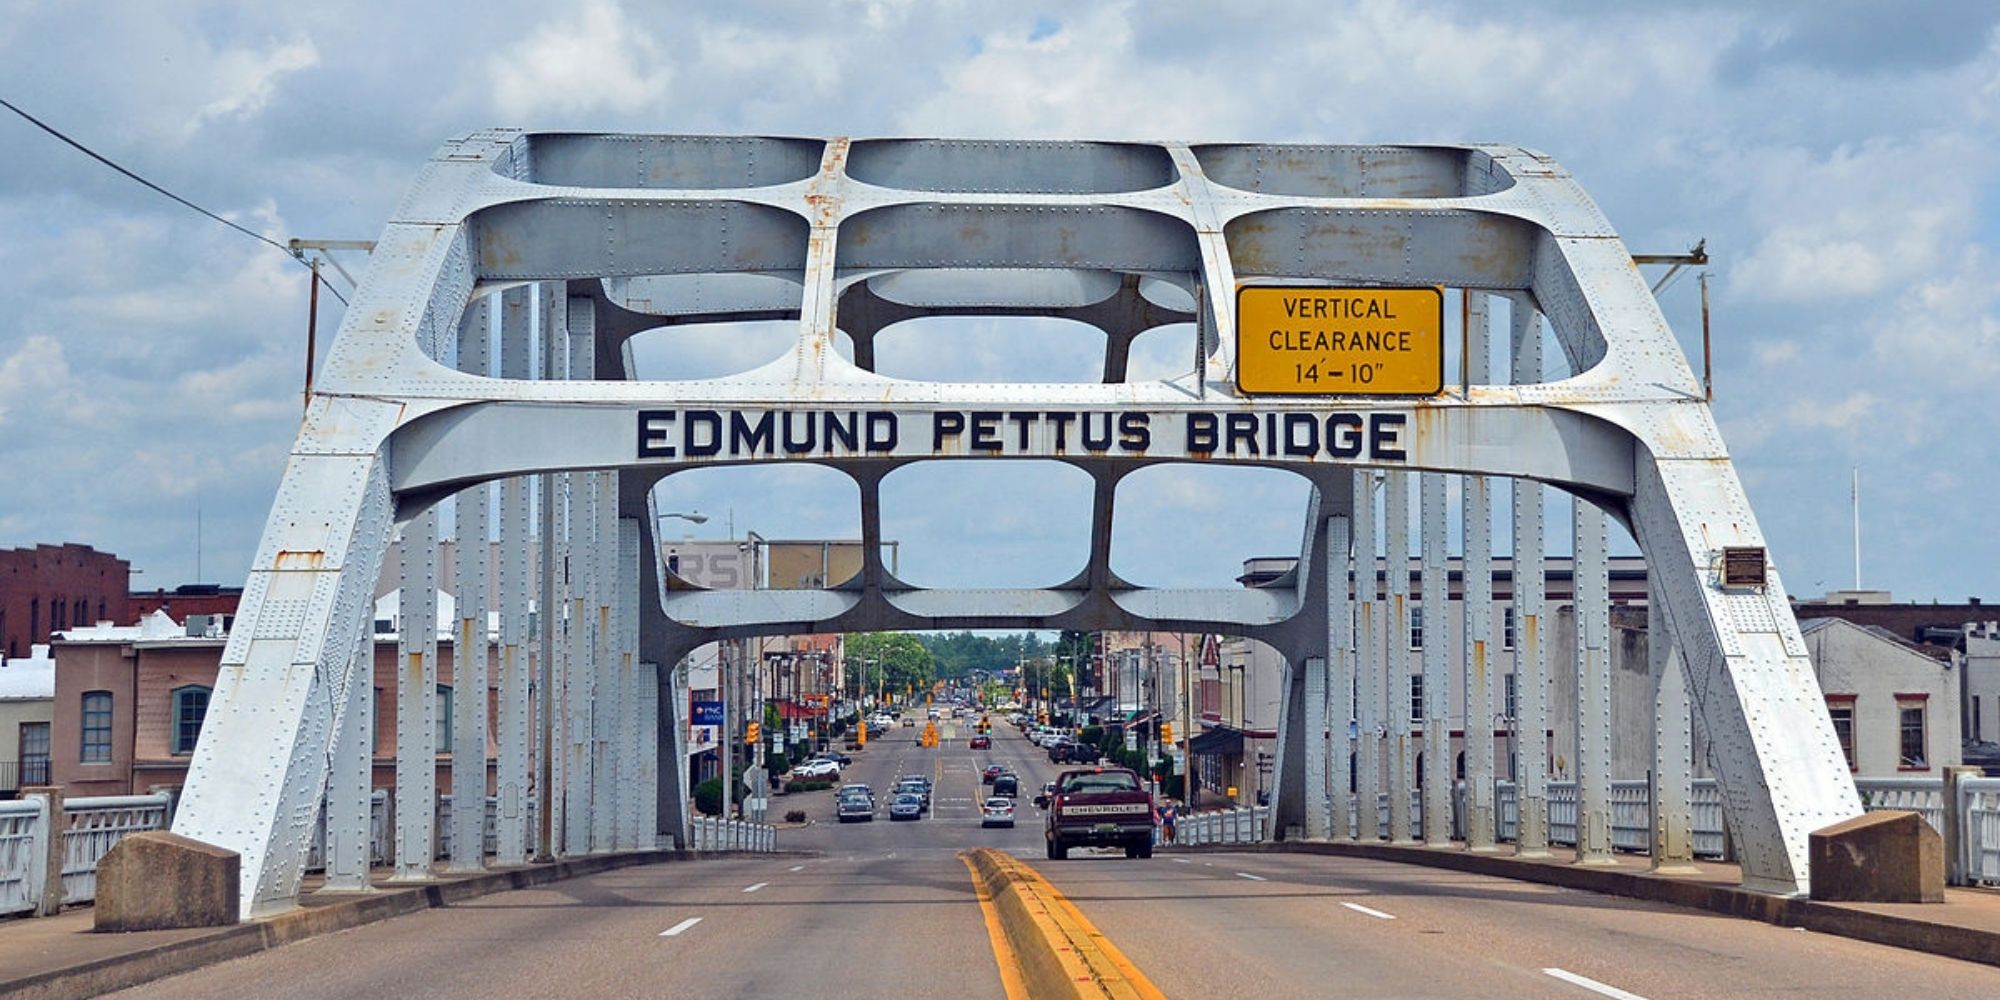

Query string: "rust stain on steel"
[[273, 550, 326, 570]]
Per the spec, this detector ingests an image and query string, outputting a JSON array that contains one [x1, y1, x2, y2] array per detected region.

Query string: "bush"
[[694, 778, 724, 817], [787, 779, 836, 793], [784, 809, 808, 824]]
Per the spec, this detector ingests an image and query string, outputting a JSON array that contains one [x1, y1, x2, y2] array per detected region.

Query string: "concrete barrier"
[[961, 848, 1162, 1000]]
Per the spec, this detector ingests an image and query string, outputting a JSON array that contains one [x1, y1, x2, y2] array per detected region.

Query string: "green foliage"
[[694, 778, 724, 816], [845, 632, 936, 695], [917, 631, 1055, 679], [786, 779, 836, 793], [784, 809, 808, 824]]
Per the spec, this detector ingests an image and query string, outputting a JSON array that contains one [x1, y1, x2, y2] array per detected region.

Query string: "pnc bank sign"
[[635, 407, 1412, 464]]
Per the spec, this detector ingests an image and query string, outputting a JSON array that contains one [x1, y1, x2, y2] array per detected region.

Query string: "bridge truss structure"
[[172, 131, 1861, 917]]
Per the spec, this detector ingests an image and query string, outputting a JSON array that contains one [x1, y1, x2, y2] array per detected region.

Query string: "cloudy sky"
[[1, 0, 1996, 603]]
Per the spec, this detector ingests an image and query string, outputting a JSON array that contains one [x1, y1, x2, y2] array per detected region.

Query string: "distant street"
[[114, 722, 2000, 999]]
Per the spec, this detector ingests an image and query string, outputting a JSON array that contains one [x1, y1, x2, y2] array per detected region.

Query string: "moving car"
[[837, 791, 874, 823], [982, 765, 1006, 784], [894, 777, 930, 813], [902, 717, 916, 727], [1042, 766, 1155, 860], [969, 735, 991, 750], [889, 793, 923, 821], [992, 773, 1019, 798], [981, 797, 1016, 828]]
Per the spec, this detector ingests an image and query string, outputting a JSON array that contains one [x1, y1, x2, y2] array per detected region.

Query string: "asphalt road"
[[113, 719, 1999, 999]]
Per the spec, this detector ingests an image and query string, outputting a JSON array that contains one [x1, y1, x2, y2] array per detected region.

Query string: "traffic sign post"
[[1235, 286, 1444, 395]]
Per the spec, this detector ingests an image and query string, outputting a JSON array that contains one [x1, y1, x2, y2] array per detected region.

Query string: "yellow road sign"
[[1235, 286, 1444, 395]]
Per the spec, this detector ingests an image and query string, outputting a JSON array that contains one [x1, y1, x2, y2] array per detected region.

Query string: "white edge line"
[[659, 917, 702, 937], [1341, 902, 1396, 920], [743, 882, 768, 893], [1542, 968, 1648, 1000], [1234, 872, 1267, 881]]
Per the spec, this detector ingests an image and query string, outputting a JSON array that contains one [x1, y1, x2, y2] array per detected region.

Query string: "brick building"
[[0, 543, 131, 660], [50, 600, 501, 798]]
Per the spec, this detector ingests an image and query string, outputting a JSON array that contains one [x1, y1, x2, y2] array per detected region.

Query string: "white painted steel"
[[1386, 472, 1415, 844], [1420, 470, 1451, 846], [322, 632, 374, 890], [494, 286, 532, 866], [617, 520, 645, 849], [1303, 654, 1329, 840], [447, 299, 492, 875], [1965, 778, 2000, 883], [0, 799, 45, 915], [1462, 293, 1498, 852], [1355, 472, 1381, 842], [1573, 501, 1614, 863], [392, 511, 440, 882], [1511, 302, 1552, 858], [1650, 573, 1696, 869], [1327, 513, 1354, 843], [169, 133, 1860, 914]]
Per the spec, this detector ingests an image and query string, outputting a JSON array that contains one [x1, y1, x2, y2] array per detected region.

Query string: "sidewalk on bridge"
[[1190, 838, 2000, 968], [0, 849, 738, 1000]]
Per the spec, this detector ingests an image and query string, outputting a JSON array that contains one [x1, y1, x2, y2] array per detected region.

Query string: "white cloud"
[[488, 0, 674, 119], [0, 334, 92, 426], [184, 35, 319, 138]]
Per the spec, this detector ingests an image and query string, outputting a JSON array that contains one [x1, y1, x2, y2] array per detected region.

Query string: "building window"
[[30, 598, 39, 641], [1409, 673, 1425, 722], [438, 684, 454, 751], [172, 685, 212, 754], [73, 598, 87, 627], [1898, 696, 1928, 769], [1504, 673, 1518, 721], [1825, 697, 1856, 771], [1503, 607, 1516, 649], [51, 599, 64, 633], [19, 721, 50, 785], [81, 691, 113, 763], [1409, 606, 1424, 649]]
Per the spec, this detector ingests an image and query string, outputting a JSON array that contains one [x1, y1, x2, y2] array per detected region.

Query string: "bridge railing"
[[1171, 805, 1270, 847], [687, 816, 776, 852], [1, 798, 46, 915], [2, 793, 174, 915]]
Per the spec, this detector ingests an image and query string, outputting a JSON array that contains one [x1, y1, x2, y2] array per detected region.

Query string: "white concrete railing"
[[0, 798, 46, 916], [0, 793, 173, 914], [1170, 805, 1270, 847], [687, 816, 776, 852], [1966, 778, 2000, 884]]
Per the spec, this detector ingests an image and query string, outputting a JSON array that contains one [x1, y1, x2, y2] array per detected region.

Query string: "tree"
[[844, 632, 934, 697]]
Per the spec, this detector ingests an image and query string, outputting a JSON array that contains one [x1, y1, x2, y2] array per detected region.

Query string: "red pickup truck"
[[1039, 766, 1155, 860]]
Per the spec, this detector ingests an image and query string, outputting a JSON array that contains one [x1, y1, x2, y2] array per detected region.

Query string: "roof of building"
[[1799, 616, 1954, 663], [0, 645, 54, 701], [54, 609, 192, 644]]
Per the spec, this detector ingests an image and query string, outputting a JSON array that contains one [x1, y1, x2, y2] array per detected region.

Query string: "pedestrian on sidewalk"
[[1161, 800, 1178, 844]]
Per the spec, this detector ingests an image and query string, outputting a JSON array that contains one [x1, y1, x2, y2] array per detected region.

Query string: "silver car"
[[889, 793, 923, 821]]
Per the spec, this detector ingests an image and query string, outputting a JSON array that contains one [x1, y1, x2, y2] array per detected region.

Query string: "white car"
[[980, 796, 1015, 828], [792, 759, 840, 780]]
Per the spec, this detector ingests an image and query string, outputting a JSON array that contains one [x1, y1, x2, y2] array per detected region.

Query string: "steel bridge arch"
[[170, 131, 1859, 917]]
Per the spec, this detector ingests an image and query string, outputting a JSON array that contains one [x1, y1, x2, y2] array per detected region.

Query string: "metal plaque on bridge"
[[1235, 286, 1444, 395]]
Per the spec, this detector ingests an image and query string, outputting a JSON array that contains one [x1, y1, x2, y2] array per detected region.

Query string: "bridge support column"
[[1328, 509, 1354, 842], [1304, 654, 1330, 839], [1511, 301, 1552, 858], [616, 518, 644, 850], [1386, 472, 1416, 844], [1355, 471, 1381, 841], [561, 293, 595, 856], [391, 509, 440, 882], [1573, 499, 1616, 865], [447, 298, 492, 876], [1419, 471, 1451, 846], [1463, 293, 1498, 852], [493, 289, 533, 867], [322, 630, 375, 891], [1649, 573, 1697, 872]]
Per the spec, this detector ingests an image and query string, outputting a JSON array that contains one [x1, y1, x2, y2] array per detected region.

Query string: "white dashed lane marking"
[[1542, 968, 1649, 1000], [742, 882, 768, 893], [1342, 902, 1396, 920], [1234, 872, 1267, 881], [659, 917, 702, 937]]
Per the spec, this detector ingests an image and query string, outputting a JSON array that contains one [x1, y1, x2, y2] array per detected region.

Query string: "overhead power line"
[[0, 95, 347, 306]]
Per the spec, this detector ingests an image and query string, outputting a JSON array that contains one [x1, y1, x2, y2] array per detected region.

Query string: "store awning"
[[1188, 726, 1243, 756]]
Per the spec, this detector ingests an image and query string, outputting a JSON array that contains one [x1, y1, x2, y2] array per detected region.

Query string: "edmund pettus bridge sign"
[[160, 132, 1859, 918]]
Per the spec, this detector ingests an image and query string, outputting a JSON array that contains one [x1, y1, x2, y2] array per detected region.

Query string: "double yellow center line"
[[961, 848, 1165, 1000]]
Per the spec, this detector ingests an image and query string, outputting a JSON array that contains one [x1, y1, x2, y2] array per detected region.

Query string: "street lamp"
[[657, 510, 708, 527]]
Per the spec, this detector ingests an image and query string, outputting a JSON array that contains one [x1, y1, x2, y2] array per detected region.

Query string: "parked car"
[[815, 751, 853, 766], [981, 797, 1016, 828], [792, 759, 840, 780], [969, 735, 992, 750], [889, 793, 923, 821]]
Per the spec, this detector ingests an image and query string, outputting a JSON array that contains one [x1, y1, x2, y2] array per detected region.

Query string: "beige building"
[[1801, 617, 1961, 777], [1, 646, 53, 796]]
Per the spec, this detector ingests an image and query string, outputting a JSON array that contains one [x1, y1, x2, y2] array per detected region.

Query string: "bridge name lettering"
[[636, 409, 1408, 462]]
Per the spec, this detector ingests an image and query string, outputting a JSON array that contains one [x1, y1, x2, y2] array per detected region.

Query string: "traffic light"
[[745, 721, 761, 744], [1160, 722, 1173, 744]]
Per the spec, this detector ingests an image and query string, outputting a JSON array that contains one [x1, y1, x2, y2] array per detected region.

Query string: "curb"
[[961, 848, 1162, 1000], [1176, 841, 2000, 968], [2, 849, 806, 1000]]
